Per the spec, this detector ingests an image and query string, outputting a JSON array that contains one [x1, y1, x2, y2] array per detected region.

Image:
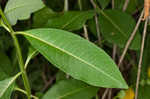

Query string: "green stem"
[[0, 8, 31, 99], [15, 87, 38, 99]]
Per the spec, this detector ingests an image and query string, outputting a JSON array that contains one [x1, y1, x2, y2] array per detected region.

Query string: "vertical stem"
[[64, 0, 69, 11], [78, 0, 82, 10], [112, 0, 114, 9], [0, 8, 31, 99], [135, 18, 148, 99], [90, 0, 101, 45], [123, 0, 130, 11], [78, 0, 89, 40]]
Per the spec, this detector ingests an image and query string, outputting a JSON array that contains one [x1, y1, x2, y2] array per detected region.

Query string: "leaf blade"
[[4, 0, 45, 25], [42, 79, 99, 99], [18, 28, 128, 88], [0, 73, 21, 98]]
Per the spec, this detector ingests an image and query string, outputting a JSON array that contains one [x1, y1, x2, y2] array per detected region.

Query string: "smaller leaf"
[[98, 0, 110, 9], [33, 7, 58, 28], [98, 10, 141, 50], [45, 11, 95, 31], [0, 72, 21, 98], [42, 79, 99, 99], [0, 51, 13, 76], [4, 0, 45, 25]]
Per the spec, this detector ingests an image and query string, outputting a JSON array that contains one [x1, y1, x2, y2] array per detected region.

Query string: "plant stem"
[[123, 0, 130, 11], [135, 17, 148, 99], [64, 0, 69, 11], [0, 8, 31, 99], [15, 87, 38, 99], [78, 0, 89, 40], [90, 0, 101, 45]]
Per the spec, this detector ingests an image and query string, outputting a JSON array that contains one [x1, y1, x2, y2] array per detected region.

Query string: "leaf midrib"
[[19, 32, 121, 86]]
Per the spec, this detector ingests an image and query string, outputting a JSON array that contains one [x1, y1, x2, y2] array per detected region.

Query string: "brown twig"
[[118, 10, 144, 67], [83, 25, 89, 40], [101, 88, 109, 99], [108, 89, 112, 99], [41, 75, 56, 92], [112, 0, 114, 9], [95, 15, 101, 45], [135, 18, 148, 99], [123, 0, 130, 11], [90, 0, 101, 45], [78, 0, 89, 40]]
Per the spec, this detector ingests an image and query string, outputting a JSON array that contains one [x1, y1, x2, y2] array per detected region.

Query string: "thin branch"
[[112, 0, 114, 9], [101, 88, 109, 99], [123, 0, 130, 11], [83, 25, 89, 40], [90, 0, 101, 44], [42, 75, 56, 92], [112, 45, 117, 61], [108, 89, 112, 99], [64, 0, 69, 12], [118, 10, 144, 67], [78, 0, 89, 40], [95, 15, 101, 45], [135, 18, 148, 99]]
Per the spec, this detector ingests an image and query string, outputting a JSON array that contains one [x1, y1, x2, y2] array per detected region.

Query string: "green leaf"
[[18, 28, 128, 88], [0, 83, 15, 99], [4, 0, 45, 25], [0, 51, 13, 79], [98, 0, 110, 9], [45, 11, 95, 31], [42, 79, 99, 99], [0, 73, 21, 98], [114, 0, 140, 14], [99, 10, 141, 50], [138, 85, 150, 99], [33, 7, 57, 28]]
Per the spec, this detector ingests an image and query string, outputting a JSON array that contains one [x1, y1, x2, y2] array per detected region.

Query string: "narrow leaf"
[[18, 28, 128, 88]]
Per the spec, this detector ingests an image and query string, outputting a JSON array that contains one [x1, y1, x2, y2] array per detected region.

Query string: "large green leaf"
[[4, 0, 45, 25], [42, 79, 99, 99], [99, 10, 141, 50], [18, 28, 128, 88], [45, 11, 95, 31], [0, 73, 21, 98]]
